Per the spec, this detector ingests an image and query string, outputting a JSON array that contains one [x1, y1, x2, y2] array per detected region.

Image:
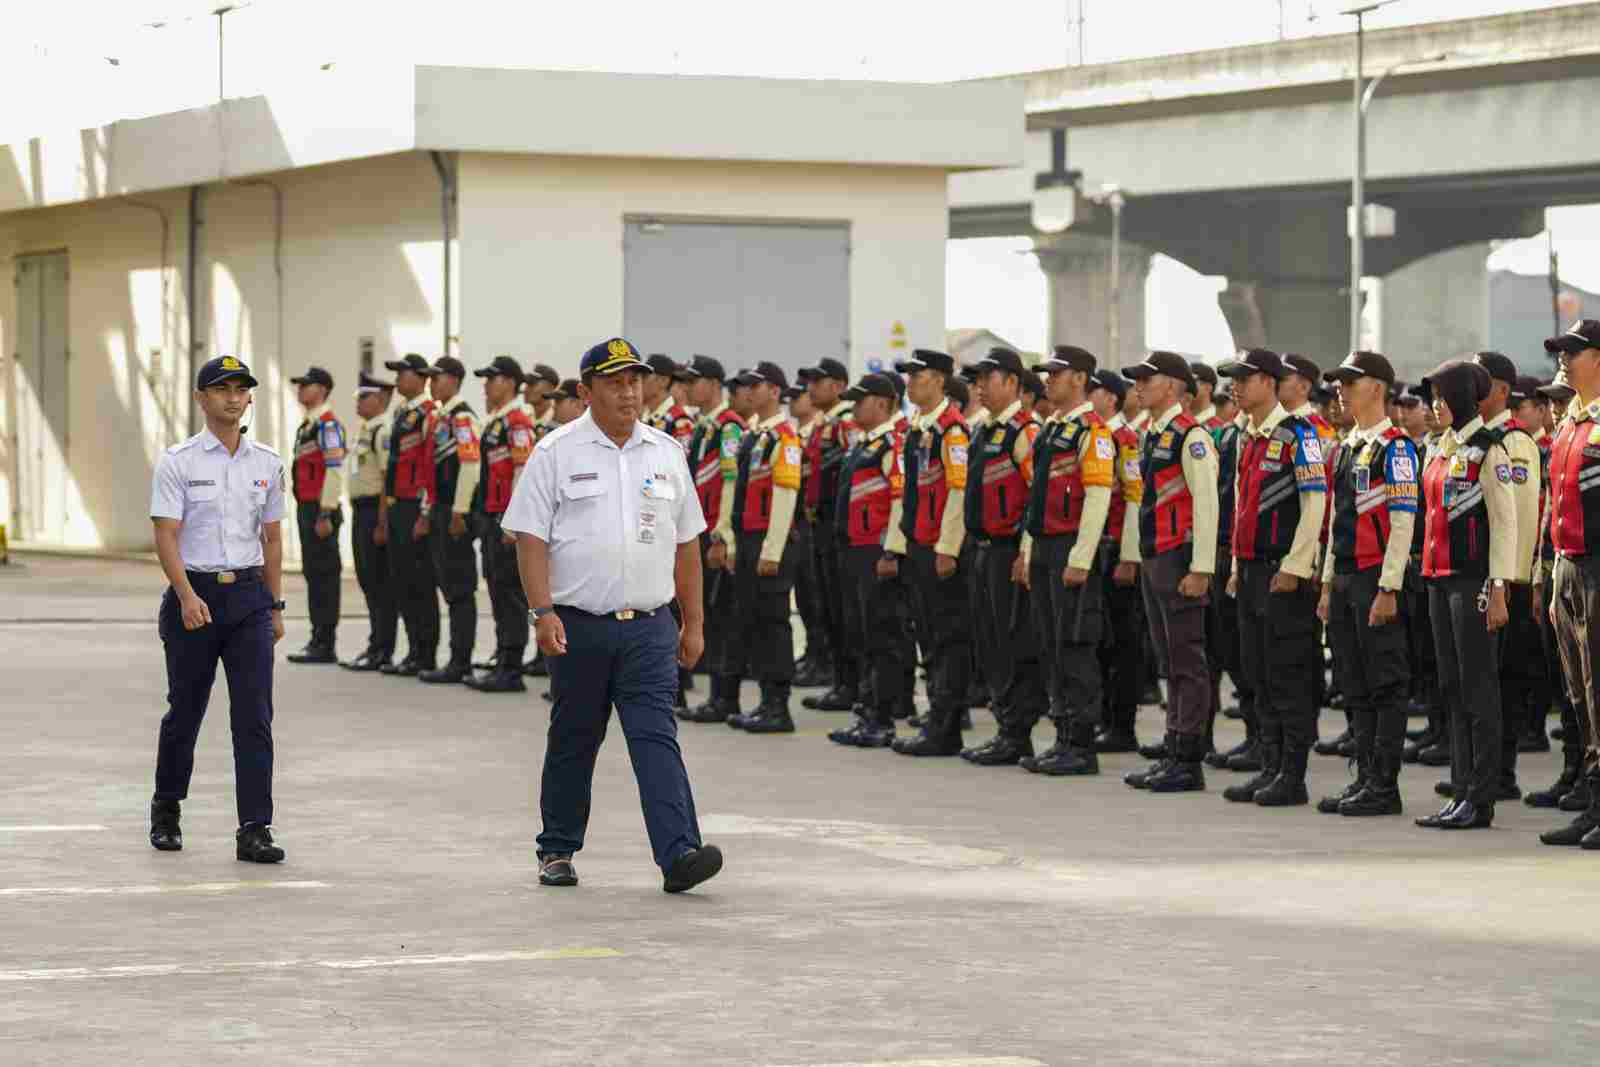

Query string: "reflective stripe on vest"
[[966, 411, 1029, 538], [1548, 419, 1600, 557], [1421, 428, 1501, 577], [1139, 416, 1198, 560], [837, 434, 895, 547]]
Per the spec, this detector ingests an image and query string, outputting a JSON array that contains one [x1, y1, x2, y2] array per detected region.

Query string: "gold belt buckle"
[[217, 571, 236, 585], [615, 609, 636, 621]]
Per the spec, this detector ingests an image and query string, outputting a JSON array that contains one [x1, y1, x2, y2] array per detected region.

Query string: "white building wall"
[[455, 154, 949, 377], [0, 151, 448, 551]]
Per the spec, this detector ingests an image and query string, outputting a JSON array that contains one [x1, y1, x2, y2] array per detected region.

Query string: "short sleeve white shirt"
[[150, 429, 287, 571], [502, 410, 707, 614]]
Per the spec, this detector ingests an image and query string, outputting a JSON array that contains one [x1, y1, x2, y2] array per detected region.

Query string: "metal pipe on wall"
[[122, 199, 175, 437], [430, 151, 457, 357], [185, 185, 203, 437], [237, 179, 285, 454]]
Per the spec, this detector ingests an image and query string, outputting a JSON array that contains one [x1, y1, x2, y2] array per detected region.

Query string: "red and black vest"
[[649, 402, 695, 448], [731, 419, 794, 534], [1233, 415, 1315, 563], [1023, 412, 1100, 539], [292, 410, 343, 505], [836, 428, 897, 547], [1330, 427, 1417, 574], [1547, 416, 1600, 557], [385, 398, 435, 501], [1421, 425, 1504, 578], [477, 407, 535, 515], [426, 399, 477, 514], [966, 408, 1033, 540], [900, 405, 969, 547], [1105, 421, 1139, 544], [689, 408, 743, 527], [1138, 414, 1203, 563], [805, 410, 857, 521], [1536, 428, 1555, 563], [1207, 416, 1239, 548]]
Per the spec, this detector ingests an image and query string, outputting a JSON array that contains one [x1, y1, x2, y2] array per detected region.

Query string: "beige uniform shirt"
[[348, 408, 392, 501], [1485, 409, 1542, 584]]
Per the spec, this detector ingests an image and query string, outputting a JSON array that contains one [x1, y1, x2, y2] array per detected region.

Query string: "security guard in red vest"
[[798, 357, 858, 700], [708, 362, 803, 733], [1538, 320, 1600, 847], [1216, 347, 1328, 807], [680, 357, 753, 723], [1088, 368, 1146, 753], [1414, 359, 1516, 830], [1121, 351, 1221, 792], [1315, 351, 1419, 816], [286, 365, 347, 664], [882, 349, 973, 756], [416, 356, 483, 684], [1012, 345, 1112, 774], [827, 373, 906, 748], [955, 347, 1044, 766], [465, 355, 537, 693], [380, 353, 440, 675]]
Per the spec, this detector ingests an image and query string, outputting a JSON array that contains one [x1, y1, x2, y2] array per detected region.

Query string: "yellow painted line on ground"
[[0, 947, 622, 983], [769, 1059, 1045, 1067], [0, 880, 329, 898]]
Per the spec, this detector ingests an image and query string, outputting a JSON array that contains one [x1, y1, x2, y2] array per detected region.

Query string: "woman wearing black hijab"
[[1415, 359, 1517, 829]]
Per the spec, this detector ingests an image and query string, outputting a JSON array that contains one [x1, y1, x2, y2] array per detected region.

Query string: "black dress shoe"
[[1339, 786, 1402, 816], [663, 844, 724, 893], [340, 649, 385, 671], [1560, 783, 1593, 812], [1580, 826, 1600, 850], [1092, 728, 1139, 754], [967, 735, 1033, 767], [891, 731, 962, 757], [1317, 779, 1364, 814], [960, 737, 1002, 763], [538, 853, 578, 887], [1526, 770, 1580, 808], [829, 716, 872, 745], [466, 667, 526, 693], [287, 643, 337, 665], [743, 705, 796, 734], [1223, 767, 1277, 804], [1031, 747, 1099, 776], [678, 699, 732, 724], [381, 656, 419, 677], [1437, 800, 1493, 829], [1124, 759, 1170, 790], [1540, 813, 1597, 846], [418, 661, 469, 684], [149, 799, 182, 852], [236, 824, 285, 863], [1314, 729, 1352, 757], [1415, 801, 1459, 828], [802, 686, 857, 712], [1417, 740, 1451, 767], [1145, 760, 1205, 793]]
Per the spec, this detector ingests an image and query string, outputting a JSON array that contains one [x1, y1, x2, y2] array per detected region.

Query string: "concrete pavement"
[[1, 554, 1594, 1066]]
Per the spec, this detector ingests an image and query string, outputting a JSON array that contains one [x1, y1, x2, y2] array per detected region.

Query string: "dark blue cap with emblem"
[[581, 337, 650, 378], [197, 355, 258, 389]]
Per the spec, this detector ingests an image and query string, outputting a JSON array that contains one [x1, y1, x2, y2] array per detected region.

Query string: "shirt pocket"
[[185, 482, 222, 535], [554, 478, 607, 540]]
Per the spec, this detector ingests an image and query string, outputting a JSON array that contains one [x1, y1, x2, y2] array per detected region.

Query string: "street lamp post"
[[1343, 1, 1400, 352], [1105, 184, 1125, 367]]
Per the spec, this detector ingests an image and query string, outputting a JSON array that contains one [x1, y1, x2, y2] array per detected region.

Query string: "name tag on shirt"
[[638, 508, 657, 543], [1352, 467, 1370, 493]]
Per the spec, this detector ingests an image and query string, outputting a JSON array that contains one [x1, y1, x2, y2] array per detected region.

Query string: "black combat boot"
[[1543, 776, 1600, 845], [1339, 747, 1403, 816], [149, 798, 182, 852], [1023, 718, 1071, 773], [1137, 735, 1171, 761], [1032, 721, 1099, 776], [792, 652, 834, 689], [1526, 747, 1582, 808], [1253, 744, 1309, 807], [288, 626, 337, 664], [743, 685, 796, 734], [803, 685, 858, 712], [1319, 708, 1373, 813], [380, 653, 418, 676], [1224, 743, 1280, 803], [419, 657, 470, 684], [892, 704, 963, 756], [236, 823, 285, 863], [1125, 732, 1176, 789], [1144, 734, 1206, 793]]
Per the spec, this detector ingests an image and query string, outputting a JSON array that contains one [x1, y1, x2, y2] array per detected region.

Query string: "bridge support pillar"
[[1034, 233, 1152, 371], [1218, 278, 1348, 367]]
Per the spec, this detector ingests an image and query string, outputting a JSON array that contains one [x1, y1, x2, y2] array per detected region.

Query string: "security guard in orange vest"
[[416, 356, 482, 684], [882, 349, 973, 756], [466, 355, 537, 693], [1014, 345, 1114, 774], [1217, 347, 1328, 807], [381, 353, 440, 675], [286, 365, 347, 664], [1121, 351, 1221, 793], [960, 347, 1044, 767], [708, 362, 804, 733]]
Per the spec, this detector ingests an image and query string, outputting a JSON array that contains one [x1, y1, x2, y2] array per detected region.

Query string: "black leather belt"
[[186, 567, 263, 586]]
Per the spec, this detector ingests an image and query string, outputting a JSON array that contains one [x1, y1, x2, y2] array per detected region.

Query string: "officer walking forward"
[[342, 371, 398, 671], [504, 338, 722, 892], [148, 355, 288, 863], [286, 366, 347, 664]]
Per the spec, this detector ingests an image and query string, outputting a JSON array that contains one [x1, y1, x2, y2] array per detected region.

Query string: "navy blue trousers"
[[154, 573, 276, 827], [539, 607, 702, 871]]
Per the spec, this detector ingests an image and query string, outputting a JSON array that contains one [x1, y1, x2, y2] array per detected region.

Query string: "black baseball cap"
[[1021, 370, 1044, 400], [1324, 350, 1396, 387], [290, 365, 333, 389], [1039, 345, 1096, 375], [384, 353, 431, 375], [1544, 319, 1600, 356], [958, 362, 981, 383], [1512, 375, 1541, 403], [799, 357, 849, 382], [737, 361, 789, 389], [1089, 368, 1127, 400], [197, 354, 258, 389], [356, 370, 394, 394], [944, 376, 970, 407], [973, 347, 1028, 377], [1473, 350, 1518, 387], [1123, 350, 1197, 387], [1282, 354, 1321, 385], [1394, 383, 1423, 406], [420, 355, 466, 379], [528, 363, 560, 387], [781, 384, 805, 402], [1539, 368, 1575, 400], [645, 354, 681, 379], [842, 373, 898, 402], [1189, 362, 1218, 388], [894, 349, 955, 376], [475, 355, 525, 382], [551, 378, 581, 401], [686, 355, 726, 382], [1218, 348, 1287, 380], [580, 338, 650, 377]]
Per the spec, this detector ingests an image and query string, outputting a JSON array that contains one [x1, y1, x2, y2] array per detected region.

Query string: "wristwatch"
[[529, 607, 555, 624], [271, 599, 287, 611]]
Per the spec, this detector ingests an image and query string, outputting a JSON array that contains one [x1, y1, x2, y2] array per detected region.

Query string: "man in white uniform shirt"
[[503, 337, 723, 894], [147, 355, 289, 863]]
